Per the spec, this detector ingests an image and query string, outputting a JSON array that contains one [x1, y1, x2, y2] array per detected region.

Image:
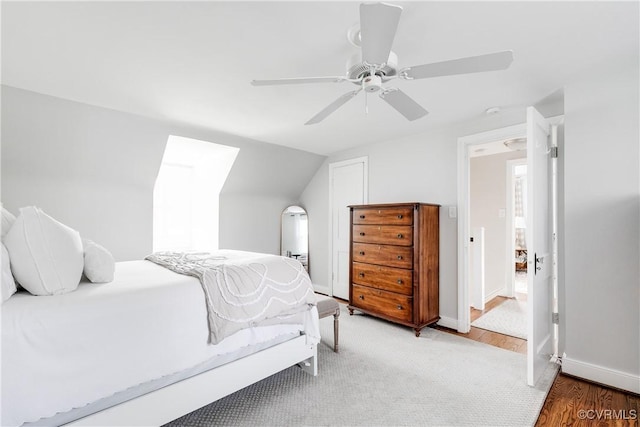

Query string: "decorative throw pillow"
[[1, 206, 16, 241], [82, 239, 115, 283], [4, 206, 83, 296], [1, 243, 17, 303]]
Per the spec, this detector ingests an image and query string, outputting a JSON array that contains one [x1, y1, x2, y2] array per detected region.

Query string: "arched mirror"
[[281, 205, 309, 271]]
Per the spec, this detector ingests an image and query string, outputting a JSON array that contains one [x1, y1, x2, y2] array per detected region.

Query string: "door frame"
[[327, 156, 368, 297]]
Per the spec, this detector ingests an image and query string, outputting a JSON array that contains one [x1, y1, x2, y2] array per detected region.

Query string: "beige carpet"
[[166, 305, 556, 426]]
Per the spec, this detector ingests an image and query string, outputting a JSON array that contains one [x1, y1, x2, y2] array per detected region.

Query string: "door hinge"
[[550, 146, 559, 158], [552, 312, 560, 325]]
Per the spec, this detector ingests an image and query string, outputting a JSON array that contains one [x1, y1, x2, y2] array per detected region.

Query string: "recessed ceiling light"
[[485, 106, 501, 115]]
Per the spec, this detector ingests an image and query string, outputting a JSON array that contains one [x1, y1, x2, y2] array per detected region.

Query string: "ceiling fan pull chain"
[[365, 91, 369, 115]]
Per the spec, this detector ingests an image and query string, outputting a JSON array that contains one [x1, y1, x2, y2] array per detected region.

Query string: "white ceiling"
[[2, 1, 638, 155]]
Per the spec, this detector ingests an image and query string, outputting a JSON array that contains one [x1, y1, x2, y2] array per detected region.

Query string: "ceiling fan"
[[251, 2, 514, 125]]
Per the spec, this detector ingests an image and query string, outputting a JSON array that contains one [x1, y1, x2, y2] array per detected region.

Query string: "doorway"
[[467, 139, 528, 341], [458, 110, 562, 386]]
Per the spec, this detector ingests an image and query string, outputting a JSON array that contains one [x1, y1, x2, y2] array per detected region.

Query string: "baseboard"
[[313, 284, 331, 296], [485, 287, 506, 303], [562, 356, 640, 394], [436, 316, 458, 330]]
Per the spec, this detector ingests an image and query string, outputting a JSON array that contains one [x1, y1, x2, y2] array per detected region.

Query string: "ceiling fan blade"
[[251, 76, 347, 86], [379, 88, 428, 121], [305, 90, 361, 125], [359, 2, 402, 66], [402, 50, 514, 80]]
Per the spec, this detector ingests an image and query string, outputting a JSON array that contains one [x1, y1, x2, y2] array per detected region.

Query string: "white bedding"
[[1, 258, 319, 427]]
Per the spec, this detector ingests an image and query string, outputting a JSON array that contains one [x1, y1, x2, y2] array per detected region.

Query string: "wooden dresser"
[[347, 203, 440, 336]]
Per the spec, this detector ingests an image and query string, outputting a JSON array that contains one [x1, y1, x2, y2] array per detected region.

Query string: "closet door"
[[329, 158, 367, 299]]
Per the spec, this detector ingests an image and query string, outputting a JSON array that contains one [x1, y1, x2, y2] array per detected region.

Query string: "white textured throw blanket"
[[146, 250, 318, 344]]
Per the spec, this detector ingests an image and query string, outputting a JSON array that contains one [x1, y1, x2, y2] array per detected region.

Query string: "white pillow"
[[1, 206, 16, 241], [4, 206, 83, 296], [1, 243, 17, 303], [82, 239, 115, 283]]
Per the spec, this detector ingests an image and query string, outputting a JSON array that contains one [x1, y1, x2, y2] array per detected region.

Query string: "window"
[[153, 135, 239, 252]]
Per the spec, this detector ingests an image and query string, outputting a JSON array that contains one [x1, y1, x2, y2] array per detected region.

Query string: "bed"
[[1, 250, 319, 427]]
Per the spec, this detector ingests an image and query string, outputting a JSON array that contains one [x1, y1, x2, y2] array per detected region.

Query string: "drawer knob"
[[397, 305, 403, 310], [359, 251, 365, 256], [359, 232, 365, 236], [359, 295, 364, 300], [397, 279, 403, 284], [397, 234, 403, 239], [397, 214, 403, 219], [397, 255, 403, 260], [359, 272, 365, 278], [359, 215, 365, 219]]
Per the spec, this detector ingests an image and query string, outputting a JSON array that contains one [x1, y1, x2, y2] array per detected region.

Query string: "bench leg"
[[333, 309, 340, 353]]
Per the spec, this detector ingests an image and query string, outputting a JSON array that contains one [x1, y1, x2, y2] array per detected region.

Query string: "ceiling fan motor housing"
[[346, 51, 399, 82]]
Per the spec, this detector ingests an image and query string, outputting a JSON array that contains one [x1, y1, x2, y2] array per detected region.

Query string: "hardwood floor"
[[536, 373, 639, 426], [433, 294, 528, 354], [432, 295, 639, 426]]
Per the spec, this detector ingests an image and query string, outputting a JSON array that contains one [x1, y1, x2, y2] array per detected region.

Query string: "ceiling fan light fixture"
[[362, 74, 383, 92]]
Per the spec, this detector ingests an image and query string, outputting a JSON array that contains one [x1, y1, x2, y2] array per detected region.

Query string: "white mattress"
[[1, 260, 313, 427]]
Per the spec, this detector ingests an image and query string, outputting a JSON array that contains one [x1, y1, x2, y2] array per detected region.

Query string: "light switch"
[[448, 206, 457, 218], [498, 208, 506, 218]]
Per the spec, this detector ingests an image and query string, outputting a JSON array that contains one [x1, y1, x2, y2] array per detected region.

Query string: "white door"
[[330, 158, 367, 299], [526, 106, 554, 386]]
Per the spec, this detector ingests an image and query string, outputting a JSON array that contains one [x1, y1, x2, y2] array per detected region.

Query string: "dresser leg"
[[348, 307, 354, 315], [414, 327, 422, 337]]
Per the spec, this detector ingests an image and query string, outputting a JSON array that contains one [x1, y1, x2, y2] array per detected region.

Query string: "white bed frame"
[[64, 336, 317, 426]]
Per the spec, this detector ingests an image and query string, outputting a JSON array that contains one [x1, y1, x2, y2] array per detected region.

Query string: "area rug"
[[472, 298, 527, 339], [166, 304, 555, 426]]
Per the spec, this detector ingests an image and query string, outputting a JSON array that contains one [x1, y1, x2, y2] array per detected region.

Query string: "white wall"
[[1, 86, 325, 261], [470, 151, 526, 300], [562, 58, 639, 392]]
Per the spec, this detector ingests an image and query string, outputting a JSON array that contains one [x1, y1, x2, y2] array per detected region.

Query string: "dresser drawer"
[[352, 225, 413, 246], [352, 262, 413, 295], [351, 284, 413, 323], [352, 207, 413, 225], [352, 243, 413, 269]]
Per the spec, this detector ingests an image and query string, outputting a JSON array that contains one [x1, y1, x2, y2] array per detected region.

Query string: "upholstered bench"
[[316, 295, 340, 352]]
